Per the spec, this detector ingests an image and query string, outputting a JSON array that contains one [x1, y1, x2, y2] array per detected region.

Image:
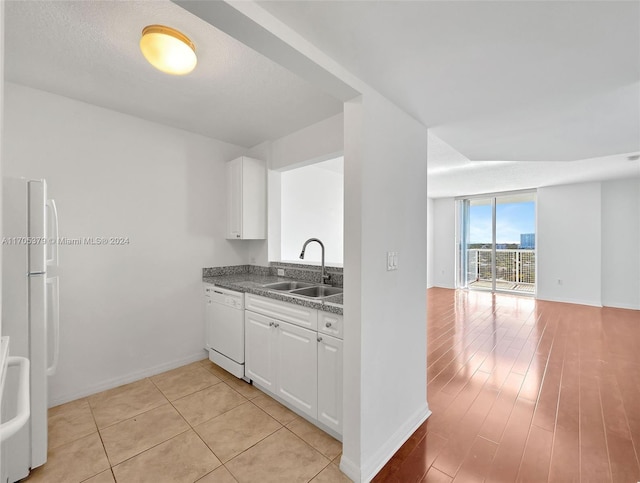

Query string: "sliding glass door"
[[458, 192, 536, 295]]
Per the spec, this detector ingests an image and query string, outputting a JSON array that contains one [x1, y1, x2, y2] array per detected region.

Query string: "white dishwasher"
[[205, 285, 246, 379]]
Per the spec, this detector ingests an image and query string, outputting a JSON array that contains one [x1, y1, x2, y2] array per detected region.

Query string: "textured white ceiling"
[[258, 1, 640, 162], [4, 1, 343, 148]]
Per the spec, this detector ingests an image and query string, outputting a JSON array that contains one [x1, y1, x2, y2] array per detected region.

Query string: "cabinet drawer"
[[246, 294, 318, 331], [318, 312, 343, 339]]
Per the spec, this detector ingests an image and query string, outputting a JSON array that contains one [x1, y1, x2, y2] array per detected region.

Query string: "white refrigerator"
[[1, 178, 60, 482]]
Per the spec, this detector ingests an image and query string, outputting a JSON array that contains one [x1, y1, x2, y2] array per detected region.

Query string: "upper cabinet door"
[[225, 156, 266, 240], [226, 158, 243, 239]]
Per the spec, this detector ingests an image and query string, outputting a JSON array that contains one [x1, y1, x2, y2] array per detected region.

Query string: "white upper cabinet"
[[226, 156, 266, 240]]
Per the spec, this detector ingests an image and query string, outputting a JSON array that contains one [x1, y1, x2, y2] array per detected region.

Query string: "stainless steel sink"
[[262, 281, 315, 291], [289, 285, 343, 299]]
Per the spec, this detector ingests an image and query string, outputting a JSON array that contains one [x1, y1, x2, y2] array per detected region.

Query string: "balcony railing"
[[466, 248, 535, 293]]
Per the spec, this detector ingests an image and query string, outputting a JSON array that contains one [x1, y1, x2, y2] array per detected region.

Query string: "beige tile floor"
[[26, 359, 350, 483]]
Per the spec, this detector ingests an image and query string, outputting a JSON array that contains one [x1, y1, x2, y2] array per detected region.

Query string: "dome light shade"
[[140, 25, 197, 75]]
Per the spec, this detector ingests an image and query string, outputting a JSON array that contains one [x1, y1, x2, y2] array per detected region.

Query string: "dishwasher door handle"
[[0, 356, 31, 443]]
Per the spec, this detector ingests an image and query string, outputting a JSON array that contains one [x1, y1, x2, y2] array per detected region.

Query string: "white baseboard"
[[602, 301, 640, 311], [536, 294, 602, 307], [340, 403, 431, 482], [361, 403, 431, 482], [48, 350, 207, 407], [434, 283, 455, 289], [339, 455, 361, 483]]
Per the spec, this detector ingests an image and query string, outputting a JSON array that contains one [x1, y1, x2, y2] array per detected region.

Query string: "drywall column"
[[537, 182, 602, 306], [0, 0, 5, 338], [342, 93, 429, 482], [601, 178, 640, 309]]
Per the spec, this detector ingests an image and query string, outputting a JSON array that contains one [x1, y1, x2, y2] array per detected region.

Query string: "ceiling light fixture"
[[140, 25, 197, 75]]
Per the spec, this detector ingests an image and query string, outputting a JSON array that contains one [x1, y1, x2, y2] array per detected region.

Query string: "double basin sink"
[[262, 281, 342, 299]]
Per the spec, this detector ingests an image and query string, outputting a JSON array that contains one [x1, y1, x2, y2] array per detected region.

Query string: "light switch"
[[387, 251, 398, 271]]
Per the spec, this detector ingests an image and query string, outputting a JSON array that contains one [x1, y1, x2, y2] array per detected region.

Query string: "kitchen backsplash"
[[203, 262, 343, 287]]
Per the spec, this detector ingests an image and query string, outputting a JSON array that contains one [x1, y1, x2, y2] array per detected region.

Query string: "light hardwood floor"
[[374, 287, 640, 482]]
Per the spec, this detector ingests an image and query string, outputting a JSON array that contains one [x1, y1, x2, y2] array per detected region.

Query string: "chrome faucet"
[[299, 238, 332, 285]]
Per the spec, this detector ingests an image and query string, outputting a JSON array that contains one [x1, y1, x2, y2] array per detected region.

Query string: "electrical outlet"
[[557, 279, 563, 285], [277, 268, 285, 276]]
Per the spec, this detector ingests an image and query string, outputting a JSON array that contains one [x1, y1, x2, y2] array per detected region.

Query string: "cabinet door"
[[244, 311, 276, 392], [276, 321, 317, 419], [317, 334, 343, 435], [226, 158, 242, 239], [241, 157, 267, 239]]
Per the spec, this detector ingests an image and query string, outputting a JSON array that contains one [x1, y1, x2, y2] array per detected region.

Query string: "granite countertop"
[[202, 273, 343, 315]]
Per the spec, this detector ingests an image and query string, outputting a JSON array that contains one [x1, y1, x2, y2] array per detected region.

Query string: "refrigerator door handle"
[[46, 276, 60, 376], [0, 357, 31, 443], [46, 199, 59, 267]]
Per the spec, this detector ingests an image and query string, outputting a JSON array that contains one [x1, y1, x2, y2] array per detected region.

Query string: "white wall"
[[342, 92, 428, 482], [270, 113, 343, 171], [248, 113, 344, 266], [433, 198, 456, 289], [3, 83, 252, 404], [601, 178, 640, 309], [281, 161, 343, 264], [537, 182, 602, 306], [426, 197, 434, 288]]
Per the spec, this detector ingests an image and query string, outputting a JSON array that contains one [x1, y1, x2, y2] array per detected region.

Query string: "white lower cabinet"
[[317, 334, 343, 435], [276, 321, 317, 418], [245, 311, 318, 419], [244, 311, 276, 392], [245, 299, 343, 437]]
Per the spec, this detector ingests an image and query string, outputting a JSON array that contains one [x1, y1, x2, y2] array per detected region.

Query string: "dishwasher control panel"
[[205, 284, 245, 310]]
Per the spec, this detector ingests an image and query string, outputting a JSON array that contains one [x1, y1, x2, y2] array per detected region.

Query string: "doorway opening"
[[457, 191, 536, 295]]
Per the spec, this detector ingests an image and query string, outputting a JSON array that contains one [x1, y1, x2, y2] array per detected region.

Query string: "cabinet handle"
[[274, 323, 280, 328], [317, 336, 323, 342], [269, 322, 274, 327], [236, 234, 240, 238], [325, 322, 332, 328]]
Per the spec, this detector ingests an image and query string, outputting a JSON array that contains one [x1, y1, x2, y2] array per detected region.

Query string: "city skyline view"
[[469, 201, 536, 245]]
